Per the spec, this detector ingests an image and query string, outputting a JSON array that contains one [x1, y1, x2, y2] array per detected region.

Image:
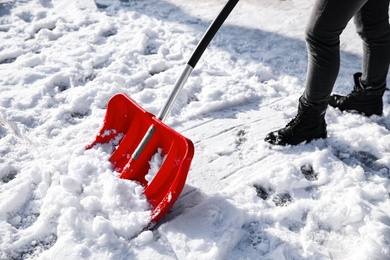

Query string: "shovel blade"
[[88, 94, 194, 225]]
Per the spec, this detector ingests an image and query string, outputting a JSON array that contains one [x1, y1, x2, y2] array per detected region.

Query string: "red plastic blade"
[[87, 94, 194, 225]]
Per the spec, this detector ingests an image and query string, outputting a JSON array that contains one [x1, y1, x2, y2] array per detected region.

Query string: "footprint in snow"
[[240, 222, 270, 251], [236, 129, 247, 146], [0, 57, 17, 64], [333, 148, 389, 177], [272, 192, 292, 207], [0, 165, 18, 184], [254, 184, 292, 206], [253, 184, 270, 200], [300, 163, 318, 181]]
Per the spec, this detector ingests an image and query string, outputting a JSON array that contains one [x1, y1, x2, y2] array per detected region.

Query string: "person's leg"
[[356, 0, 390, 89], [329, 0, 390, 116], [303, 0, 367, 109], [265, 0, 367, 145]]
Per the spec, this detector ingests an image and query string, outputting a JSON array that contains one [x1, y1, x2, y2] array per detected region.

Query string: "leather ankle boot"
[[264, 96, 327, 145], [329, 73, 385, 116]]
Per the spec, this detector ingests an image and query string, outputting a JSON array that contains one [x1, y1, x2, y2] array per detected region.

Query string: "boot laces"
[[286, 110, 308, 128], [347, 84, 383, 100], [347, 83, 366, 99]]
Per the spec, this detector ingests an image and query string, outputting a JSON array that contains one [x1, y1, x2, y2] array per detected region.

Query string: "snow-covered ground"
[[0, 0, 389, 259]]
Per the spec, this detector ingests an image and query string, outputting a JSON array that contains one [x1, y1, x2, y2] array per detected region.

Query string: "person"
[[264, 0, 390, 146]]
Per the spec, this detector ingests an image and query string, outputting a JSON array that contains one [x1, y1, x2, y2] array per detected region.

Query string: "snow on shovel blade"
[[87, 93, 194, 225]]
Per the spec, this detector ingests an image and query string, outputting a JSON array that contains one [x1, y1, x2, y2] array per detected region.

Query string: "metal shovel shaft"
[[157, 64, 193, 121], [158, 0, 239, 121], [132, 0, 239, 161]]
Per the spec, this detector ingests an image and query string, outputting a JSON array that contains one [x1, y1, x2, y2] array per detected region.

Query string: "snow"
[[0, 0, 389, 259], [145, 148, 166, 184]]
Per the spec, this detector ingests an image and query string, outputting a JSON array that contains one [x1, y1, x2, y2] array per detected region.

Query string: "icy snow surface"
[[0, 0, 389, 259]]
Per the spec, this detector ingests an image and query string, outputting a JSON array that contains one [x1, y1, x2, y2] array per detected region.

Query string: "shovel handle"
[[135, 0, 239, 161], [157, 0, 239, 121], [188, 0, 239, 68]]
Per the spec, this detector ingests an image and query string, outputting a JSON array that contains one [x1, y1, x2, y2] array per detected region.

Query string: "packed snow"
[[0, 0, 389, 259]]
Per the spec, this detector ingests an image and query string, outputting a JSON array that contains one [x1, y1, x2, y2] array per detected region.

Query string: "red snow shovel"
[[87, 0, 239, 226]]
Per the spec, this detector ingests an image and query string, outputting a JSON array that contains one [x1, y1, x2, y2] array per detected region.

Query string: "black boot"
[[329, 73, 385, 116], [264, 97, 327, 145]]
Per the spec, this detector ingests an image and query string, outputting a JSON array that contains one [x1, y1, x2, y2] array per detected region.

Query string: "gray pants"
[[303, 0, 390, 109]]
